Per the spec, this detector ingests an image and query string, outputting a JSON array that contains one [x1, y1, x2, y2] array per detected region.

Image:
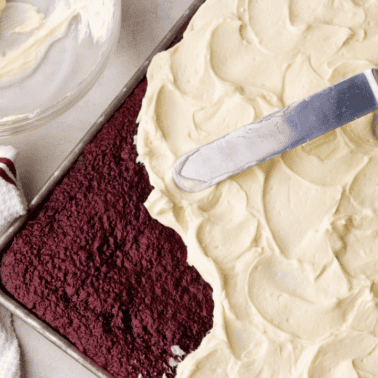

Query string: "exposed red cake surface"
[[1, 78, 213, 378]]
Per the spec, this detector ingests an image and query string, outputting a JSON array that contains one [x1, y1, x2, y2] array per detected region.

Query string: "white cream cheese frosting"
[[137, 0, 378, 377], [0, 0, 114, 86]]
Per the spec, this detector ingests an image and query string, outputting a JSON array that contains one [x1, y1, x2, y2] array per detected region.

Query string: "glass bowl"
[[0, 0, 121, 137]]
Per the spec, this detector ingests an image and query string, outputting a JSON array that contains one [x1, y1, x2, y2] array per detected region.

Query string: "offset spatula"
[[173, 68, 378, 193]]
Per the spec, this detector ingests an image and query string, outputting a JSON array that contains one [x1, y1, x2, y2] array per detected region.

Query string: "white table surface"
[[0, 0, 194, 377]]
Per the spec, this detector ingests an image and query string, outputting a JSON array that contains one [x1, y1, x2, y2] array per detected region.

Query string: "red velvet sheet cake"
[[0, 77, 213, 377]]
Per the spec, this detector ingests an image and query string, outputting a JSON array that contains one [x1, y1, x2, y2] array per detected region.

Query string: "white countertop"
[[0, 0, 194, 377]]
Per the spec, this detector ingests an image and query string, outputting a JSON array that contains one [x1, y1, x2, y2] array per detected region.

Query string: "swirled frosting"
[[0, 0, 113, 86], [137, 0, 378, 376]]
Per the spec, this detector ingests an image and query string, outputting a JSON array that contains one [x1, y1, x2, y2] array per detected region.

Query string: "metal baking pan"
[[0, 0, 206, 376]]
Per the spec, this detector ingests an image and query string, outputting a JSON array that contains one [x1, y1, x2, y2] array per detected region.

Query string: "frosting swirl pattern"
[[137, 0, 378, 376]]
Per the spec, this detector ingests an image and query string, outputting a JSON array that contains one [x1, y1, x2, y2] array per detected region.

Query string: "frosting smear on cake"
[[137, 0, 378, 376]]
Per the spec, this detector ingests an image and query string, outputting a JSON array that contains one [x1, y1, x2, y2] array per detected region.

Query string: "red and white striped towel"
[[0, 146, 27, 233], [0, 146, 25, 377]]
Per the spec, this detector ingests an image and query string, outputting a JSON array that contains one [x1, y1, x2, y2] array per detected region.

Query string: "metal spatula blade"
[[173, 68, 378, 193]]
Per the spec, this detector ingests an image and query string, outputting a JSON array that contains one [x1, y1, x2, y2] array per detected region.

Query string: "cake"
[[136, 0, 378, 376], [3, 0, 378, 377], [0, 82, 213, 377], [0, 0, 5, 17]]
